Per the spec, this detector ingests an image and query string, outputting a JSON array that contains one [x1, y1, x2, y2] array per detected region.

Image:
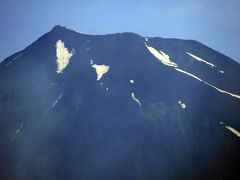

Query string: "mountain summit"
[[0, 25, 239, 179]]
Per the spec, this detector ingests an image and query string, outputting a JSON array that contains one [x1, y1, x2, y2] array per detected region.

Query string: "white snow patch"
[[145, 43, 178, 67], [71, 49, 76, 55], [15, 122, 23, 134], [56, 40, 73, 73], [90, 59, 94, 65], [5, 54, 23, 67], [145, 38, 149, 42], [225, 126, 240, 138], [204, 82, 240, 100], [11, 122, 23, 141], [187, 52, 216, 68], [144, 42, 240, 101], [219, 70, 224, 74], [92, 64, 110, 80], [52, 93, 63, 108], [175, 69, 240, 100], [100, 82, 103, 85], [131, 92, 142, 107], [178, 101, 186, 109], [106, 87, 109, 91], [15, 129, 21, 134], [145, 43, 202, 82], [175, 68, 203, 82], [130, 79, 135, 84]]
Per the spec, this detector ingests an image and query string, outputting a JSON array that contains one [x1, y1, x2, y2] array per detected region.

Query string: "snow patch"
[[92, 64, 110, 80], [187, 52, 216, 68], [10, 122, 23, 141], [144, 42, 240, 101], [5, 54, 23, 67], [145, 43, 178, 67], [175, 68, 203, 82], [16, 122, 23, 134], [204, 82, 240, 100], [106, 87, 109, 91], [90, 59, 94, 65], [225, 126, 240, 138], [219, 70, 224, 74], [52, 93, 63, 108], [130, 79, 134, 84], [131, 92, 142, 107], [178, 101, 186, 109], [71, 49, 76, 55], [56, 40, 73, 73]]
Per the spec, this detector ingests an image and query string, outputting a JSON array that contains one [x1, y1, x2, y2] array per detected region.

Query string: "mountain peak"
[[52, 25, 68, 31], [50, 25, 75, 34]]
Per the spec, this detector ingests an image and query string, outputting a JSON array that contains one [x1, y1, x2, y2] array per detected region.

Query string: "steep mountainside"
[[0, 25, 239, 179]]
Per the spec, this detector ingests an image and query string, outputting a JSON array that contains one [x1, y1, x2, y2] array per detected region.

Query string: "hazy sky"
[[1, 0, 240, 62]]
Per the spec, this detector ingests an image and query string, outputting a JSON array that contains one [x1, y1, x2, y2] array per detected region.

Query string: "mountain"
[[0, 25, 239, 180]]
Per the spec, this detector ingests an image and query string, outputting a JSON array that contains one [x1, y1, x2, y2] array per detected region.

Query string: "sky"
[[0, 0, 240, 62]]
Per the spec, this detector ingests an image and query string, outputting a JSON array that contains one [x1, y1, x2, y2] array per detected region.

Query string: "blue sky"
[[0, 0, 240, 62]]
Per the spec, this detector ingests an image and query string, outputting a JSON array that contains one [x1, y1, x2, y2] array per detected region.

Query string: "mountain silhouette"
[[0, 25, 239, 179]]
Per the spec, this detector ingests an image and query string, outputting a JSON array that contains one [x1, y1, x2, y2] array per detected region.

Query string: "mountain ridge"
[[2, 25, 239, 65]]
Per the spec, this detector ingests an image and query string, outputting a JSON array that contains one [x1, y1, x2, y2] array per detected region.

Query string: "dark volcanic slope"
[[0, 25, 239, 180]]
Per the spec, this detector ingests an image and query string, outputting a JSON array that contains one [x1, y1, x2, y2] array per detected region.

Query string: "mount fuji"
[[0, 25, 239, 179]]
